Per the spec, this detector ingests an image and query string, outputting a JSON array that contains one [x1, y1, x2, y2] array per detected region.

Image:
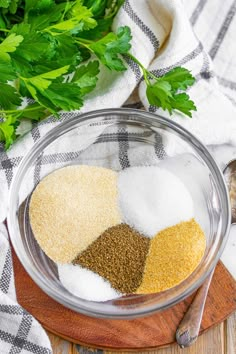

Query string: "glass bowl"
[[7, 108, 231, 319]]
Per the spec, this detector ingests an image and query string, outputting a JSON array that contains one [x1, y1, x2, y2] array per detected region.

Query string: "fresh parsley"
[[0, 0, 196, 149]]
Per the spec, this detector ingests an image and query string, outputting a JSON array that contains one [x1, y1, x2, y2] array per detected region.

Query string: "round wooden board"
[[12, 248, 236, 351]]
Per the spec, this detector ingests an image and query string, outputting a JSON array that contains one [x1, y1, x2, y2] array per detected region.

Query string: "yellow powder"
[[136, 219, 206, 294], [29, 165, 121, 263]]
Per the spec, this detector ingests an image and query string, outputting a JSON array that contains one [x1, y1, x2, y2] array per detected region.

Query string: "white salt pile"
[[58, 264, 121, 302], [118, 166, 194, 237]]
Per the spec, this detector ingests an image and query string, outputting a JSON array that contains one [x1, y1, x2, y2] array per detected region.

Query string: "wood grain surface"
[[12, 247, 236, 351], [48, 316, 236, 353], [225, 312, 236, 354]]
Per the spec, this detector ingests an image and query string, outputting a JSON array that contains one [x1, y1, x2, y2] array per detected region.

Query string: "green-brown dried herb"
[[73, 224, 150, 294]]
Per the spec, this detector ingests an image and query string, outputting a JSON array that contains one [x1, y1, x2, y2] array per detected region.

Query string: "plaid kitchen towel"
[[1, 0, 236, 352], [0, 224, 52, 354]]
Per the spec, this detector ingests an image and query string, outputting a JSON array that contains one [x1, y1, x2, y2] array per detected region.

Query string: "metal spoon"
[[176, 159, 236, 348], [223, 159, 236, 225]]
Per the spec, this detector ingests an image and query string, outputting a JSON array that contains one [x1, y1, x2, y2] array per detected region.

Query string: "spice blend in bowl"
[[29, 164, 206, 301], [9, 109, 230, 317]]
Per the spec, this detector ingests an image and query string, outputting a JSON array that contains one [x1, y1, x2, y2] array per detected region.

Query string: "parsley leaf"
[[21, 66, 70, 112], [72, 60, 99, 95], [0, 83, 22, 109], [0, 0, 10, 9], [84, 0, 124, 19], [89, 26, 132, 71], [27, 3, 67, 31], [146, 71, 196, 116], [158, 67, 195, 92], [146, 81, 173, 112], [15, 103, 48, 121], [80, 18, 112, 40], [13, 31, 52, 62], [45, 16, 96, 35], [0, 33, 23, 61], [22, 65, 70, 93], [0, 114, 16, 149], [9, 0, 19, 14], [52, 34, 80, 65], [45, 3, 97, 35], [43, 82, 83, 111], [18, 66, 83, 114], [128, 53, 196, 116], [25, 0, 54, 14], [0, 12, 6, 28], [84, 0, 107, 18], [105, 0, 125, 18], [9, 23, 31, 36], [169, 93, 197, 117], [0, 59, 17, 82]]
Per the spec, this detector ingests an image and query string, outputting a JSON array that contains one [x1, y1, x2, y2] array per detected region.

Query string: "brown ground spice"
[[136, 219, 206, 294], [73, 224, 150, 294]]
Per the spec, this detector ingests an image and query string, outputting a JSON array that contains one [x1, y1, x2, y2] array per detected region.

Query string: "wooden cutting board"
[[12, 249, 236, 351]]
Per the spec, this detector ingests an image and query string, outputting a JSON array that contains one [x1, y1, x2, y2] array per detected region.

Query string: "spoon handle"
[[176, 269, 214, 348]]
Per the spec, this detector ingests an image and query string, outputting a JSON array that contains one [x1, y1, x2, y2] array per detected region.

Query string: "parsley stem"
[[0, 28, 9, 32], [146, 71, 160, 81], [126, 52, 151, 84], [0, 105, 43, 114], [61, 1, 71, 21], [76, 37, 93, 44], [75, 39, 94, 53]]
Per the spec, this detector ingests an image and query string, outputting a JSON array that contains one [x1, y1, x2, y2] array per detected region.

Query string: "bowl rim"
[[7, 108, 231, 319]]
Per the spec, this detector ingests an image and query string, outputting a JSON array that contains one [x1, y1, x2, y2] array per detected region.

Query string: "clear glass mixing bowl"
[[7, 108, 231, 319]]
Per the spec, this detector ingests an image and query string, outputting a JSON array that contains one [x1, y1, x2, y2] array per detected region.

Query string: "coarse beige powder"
[[29, 165, 121, 263]]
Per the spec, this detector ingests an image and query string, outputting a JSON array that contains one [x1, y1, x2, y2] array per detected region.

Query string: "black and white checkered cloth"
[[0, 225, 52, 353], [1, 0, 236, 352]]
